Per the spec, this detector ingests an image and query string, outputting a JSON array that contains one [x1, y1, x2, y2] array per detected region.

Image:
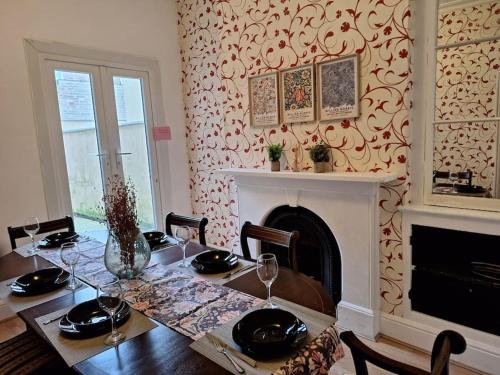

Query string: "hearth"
[[409, 225, 500, 335], [262, 205, 341, 305]]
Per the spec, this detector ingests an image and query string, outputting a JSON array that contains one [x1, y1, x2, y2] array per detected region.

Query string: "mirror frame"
[[423, 0, 500, 212]]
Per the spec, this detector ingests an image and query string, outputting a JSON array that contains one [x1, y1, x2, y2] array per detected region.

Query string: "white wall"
[[0, 0, 191, 254]]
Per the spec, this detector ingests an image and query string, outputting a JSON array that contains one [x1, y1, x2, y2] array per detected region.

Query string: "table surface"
[[0, 242, 334, 375]]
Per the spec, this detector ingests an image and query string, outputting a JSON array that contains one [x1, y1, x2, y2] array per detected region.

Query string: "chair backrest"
[[7, 216, 75, 250], [339, 330, 466, 375], [165, 212, 208, 246], [433, 171, 473, 186], [240, 221, 300, 272]]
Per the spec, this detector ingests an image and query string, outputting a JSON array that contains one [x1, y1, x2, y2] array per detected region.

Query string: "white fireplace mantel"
[[218, 167, 397, 339]]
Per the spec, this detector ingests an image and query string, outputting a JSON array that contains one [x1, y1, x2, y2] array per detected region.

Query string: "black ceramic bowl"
[[232, 308, 307, 359], [143, 231, 167, 248], [191, 250, 238, 274], [38, 231, 79, 248], [60, 299, 130, 338], [11, 267, 69, 296]]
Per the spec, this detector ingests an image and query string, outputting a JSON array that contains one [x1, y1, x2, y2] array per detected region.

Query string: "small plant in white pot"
[[267, 143, 283, 172], [309, 142, 330, 173]]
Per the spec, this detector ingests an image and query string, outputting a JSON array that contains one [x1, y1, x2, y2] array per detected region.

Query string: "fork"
[[209, 335, 245, 373], [43, 313, 66, 325]]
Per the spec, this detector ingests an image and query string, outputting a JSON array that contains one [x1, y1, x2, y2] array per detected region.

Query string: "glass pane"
[[112, 76, 155, 229], [54, 70, 107, 232]]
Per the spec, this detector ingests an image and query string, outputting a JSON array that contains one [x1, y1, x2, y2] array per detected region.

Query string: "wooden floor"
[[0, 317, 483, 375]]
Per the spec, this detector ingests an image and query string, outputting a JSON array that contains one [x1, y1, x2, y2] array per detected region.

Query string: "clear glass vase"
[[104, 231, 151, 279]]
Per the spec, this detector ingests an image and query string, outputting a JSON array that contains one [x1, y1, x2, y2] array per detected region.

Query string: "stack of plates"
[[10, 268, 70, 296], [191, 250, 238, 274], [59, 299, 130, 338], [232, 308, 308, 359], [38, 232, 79, 249]]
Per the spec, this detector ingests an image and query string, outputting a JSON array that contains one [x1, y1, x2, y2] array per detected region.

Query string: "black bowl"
[[11, 267, 70, 296], [143, 231, 173, 250], [191, 250, 238, 274], [232, 308, 307, 359], [38, 232, 79, 248], [60, 299, 130, 339], [456, 185, 485, 194]]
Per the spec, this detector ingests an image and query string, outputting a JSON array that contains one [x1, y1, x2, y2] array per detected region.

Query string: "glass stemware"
[[256, 253, 279, 308], [449, 172, 459, 190], [97, 277, 126, 346], [60, 242, 82, 290], [175, 226, 192, 268], [24, 217, 40, 255]]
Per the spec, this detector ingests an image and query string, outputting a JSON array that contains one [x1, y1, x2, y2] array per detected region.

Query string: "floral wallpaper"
[[176, 0, 413, 315], [434, 1, 499, 193]]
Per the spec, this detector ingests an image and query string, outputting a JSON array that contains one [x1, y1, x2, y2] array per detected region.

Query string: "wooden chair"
[[240, 221, 300, 272], [7, 216, 75, 250], [339, 330, 466, 375], [165, 212, 208, 246], [433, 171, 473, 186]]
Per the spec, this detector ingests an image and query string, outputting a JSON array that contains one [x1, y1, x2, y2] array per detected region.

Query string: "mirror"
[[432, 0, 499, 199]]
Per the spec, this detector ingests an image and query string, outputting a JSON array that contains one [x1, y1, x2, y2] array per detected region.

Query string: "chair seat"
[[0, 329, 72, 375]]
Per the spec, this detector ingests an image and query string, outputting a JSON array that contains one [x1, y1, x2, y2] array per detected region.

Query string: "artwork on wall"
[[248, 72, 280, 127], [279, 64, 315, 124], [317, 54, 359, 121]]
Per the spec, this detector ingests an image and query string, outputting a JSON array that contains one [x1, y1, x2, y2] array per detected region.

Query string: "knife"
[[223, 264, 255, 279], [206, 332, 257, 367]]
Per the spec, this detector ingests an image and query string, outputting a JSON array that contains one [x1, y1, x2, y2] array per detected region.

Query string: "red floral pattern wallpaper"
[[177, 0, 413, 315], [434, 2, 499, 193]]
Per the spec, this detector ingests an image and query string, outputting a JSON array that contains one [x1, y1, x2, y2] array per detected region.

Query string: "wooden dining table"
[[0, 242, 335, 374]]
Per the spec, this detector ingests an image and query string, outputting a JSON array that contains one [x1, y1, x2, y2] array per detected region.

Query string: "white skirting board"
[[380, 313, 500, 374]]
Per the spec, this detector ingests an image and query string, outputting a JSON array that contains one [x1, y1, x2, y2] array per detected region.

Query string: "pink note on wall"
[[153, 126, 172, 141]]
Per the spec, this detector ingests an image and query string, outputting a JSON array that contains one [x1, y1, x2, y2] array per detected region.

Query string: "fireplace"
[[219, 168, 397, 339], [262, 205, 341, 305]]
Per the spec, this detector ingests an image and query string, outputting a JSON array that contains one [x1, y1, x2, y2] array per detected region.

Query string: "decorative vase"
[[270, 160, 280, 172], [313, 162, 328, 173], [104, 231, 151, 279]]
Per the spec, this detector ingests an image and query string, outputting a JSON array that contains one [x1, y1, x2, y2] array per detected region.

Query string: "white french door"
[[42, 60, 161, 232]]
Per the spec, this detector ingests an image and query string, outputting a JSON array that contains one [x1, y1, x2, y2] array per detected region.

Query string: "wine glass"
[[24, 217, 40, 255], [175, 226, 192, 268], [449, 172, 459, 190], [256, 253, 279, 308], [60, 242, 82, 290], [97, 277, 126, 346]]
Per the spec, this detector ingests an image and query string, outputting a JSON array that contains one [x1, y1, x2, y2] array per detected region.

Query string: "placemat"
[[14, 236, 101, 258], [35, 305, 158, 367], [0, 276, 89, 313], [190, 296, 338, 375], [166, 254, 256, 285]]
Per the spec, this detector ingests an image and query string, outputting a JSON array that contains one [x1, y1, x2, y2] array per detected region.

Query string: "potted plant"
[[267, 143, 283, 172], [102, 176, 151, 279], [309, 142, 330, 173]]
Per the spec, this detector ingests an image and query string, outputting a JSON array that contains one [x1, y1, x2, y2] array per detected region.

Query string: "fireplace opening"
[[262, 205, 341, 305]]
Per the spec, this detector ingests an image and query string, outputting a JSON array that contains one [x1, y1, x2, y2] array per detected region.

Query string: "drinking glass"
[[24, 217, 40, 255], [449, 172, 459, 189], [257, 253, 279, 308], [60, 242, 82, 290], [97, 277, 126, 345], [175, 226, 192, 268]]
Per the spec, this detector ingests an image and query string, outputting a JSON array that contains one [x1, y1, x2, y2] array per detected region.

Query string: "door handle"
[[116, 152, 132, 156]]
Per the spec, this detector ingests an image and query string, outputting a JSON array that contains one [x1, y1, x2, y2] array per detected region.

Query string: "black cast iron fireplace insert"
[[262, 205, 342, 305]]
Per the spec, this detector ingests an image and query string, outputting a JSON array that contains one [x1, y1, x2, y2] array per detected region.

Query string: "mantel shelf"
[[217, 168, 398, 184]]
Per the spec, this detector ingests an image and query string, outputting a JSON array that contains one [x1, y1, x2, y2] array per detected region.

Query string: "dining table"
[[0, 241, 335, 374]]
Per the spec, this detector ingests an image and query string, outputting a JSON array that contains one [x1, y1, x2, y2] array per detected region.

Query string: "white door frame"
[[25, 39, 169, 228]]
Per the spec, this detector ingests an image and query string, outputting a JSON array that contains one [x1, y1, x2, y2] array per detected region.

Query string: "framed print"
[[280, 64, 315, 123], [248, 72, 280, 127], [317, 54, 359, 121]]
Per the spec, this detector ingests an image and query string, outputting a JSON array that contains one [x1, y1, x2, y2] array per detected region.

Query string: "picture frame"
[[248, 72, 280, 127], [279, 64, 315, 124], [316, 54, 359, 121]]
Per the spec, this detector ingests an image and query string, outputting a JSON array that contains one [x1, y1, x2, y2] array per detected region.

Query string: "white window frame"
[[25, 39, 170, 227]]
